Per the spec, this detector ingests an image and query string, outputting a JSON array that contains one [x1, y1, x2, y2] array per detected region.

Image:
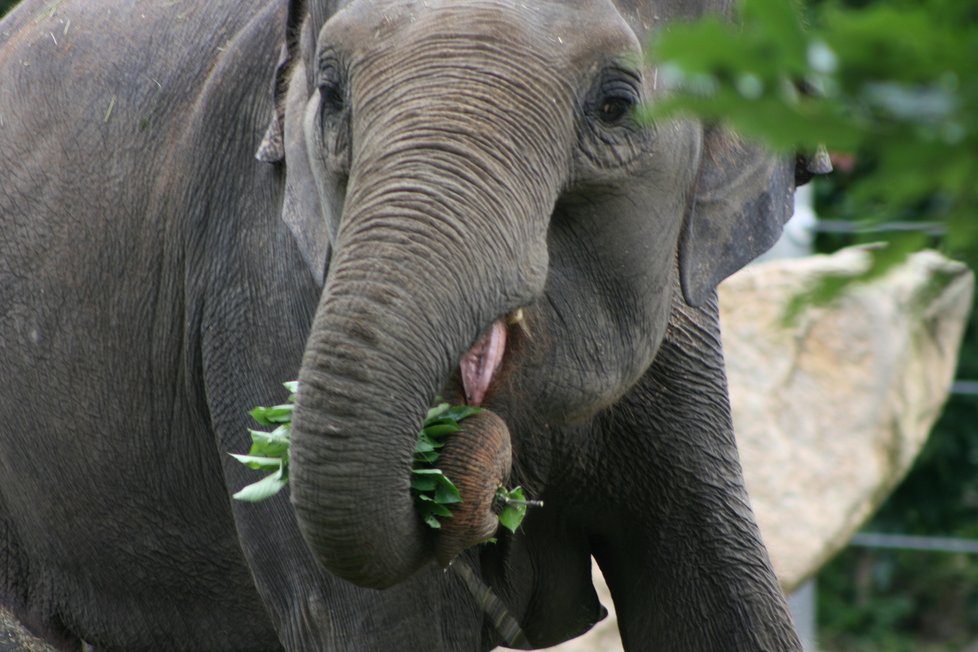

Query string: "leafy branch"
[[230, 381, 297, 502], [232, 386, 536, 535], [494, 486, 543, 535], [410, 402, 478, 529]]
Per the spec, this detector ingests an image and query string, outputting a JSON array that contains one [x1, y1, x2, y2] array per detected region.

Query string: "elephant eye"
[[319, 80, 345, 114], [317, 52, 347, 121], [597, 96, 634, 123], [592, 68, 641, 125]]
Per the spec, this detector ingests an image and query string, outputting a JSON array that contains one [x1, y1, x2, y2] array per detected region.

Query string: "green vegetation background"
[[2, 0, 976, 648], [814, 166, 978, 652]]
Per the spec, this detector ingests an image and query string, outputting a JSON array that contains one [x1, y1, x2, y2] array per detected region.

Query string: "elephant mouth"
[[419, 308, 532, 567], [459, 308, 527, 406]]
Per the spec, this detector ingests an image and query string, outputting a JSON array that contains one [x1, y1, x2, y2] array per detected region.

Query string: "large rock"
[[549, 248, 972, 651], [725, 247, 972, 592]]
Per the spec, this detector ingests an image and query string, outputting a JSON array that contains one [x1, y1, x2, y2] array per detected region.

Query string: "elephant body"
[[0, 0, 801, 649]]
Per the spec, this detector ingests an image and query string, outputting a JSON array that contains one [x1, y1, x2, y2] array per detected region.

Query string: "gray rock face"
[[549, 248, 972, 651]]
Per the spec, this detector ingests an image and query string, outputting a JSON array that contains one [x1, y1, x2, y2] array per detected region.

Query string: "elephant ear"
[[679, 126, 795, 306], [257, 0, 332, 285], [256, 0, 309, 164]]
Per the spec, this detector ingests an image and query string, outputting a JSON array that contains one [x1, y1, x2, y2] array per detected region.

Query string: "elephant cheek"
[[434, 410, 513, 567]]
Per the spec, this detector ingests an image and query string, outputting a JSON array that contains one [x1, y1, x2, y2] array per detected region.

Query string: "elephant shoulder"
[[0, 0, 281, 233], [0, 0, 279, 171]]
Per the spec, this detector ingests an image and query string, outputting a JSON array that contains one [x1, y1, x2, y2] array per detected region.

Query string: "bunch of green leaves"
[[231, 382, 297, 501], [411, 403, 537, 534], [645, 0, 978, 290], [233, 390, 536, 535], [410, 403, 477, 529]]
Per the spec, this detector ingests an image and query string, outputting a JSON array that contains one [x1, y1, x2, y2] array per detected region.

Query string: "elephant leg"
[[586, 293, 800, 651]]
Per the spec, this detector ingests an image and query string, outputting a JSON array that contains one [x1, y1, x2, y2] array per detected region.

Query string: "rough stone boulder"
[[725, 247, 973, 592]]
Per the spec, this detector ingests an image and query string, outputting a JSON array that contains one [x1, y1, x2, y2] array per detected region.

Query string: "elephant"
[[0, 0, 815, 649]]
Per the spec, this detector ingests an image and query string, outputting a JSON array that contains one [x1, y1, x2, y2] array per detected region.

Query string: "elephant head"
[[270, 0, 795, 597]]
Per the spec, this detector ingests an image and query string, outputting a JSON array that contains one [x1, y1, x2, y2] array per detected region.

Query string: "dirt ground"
[[0, 607, 53, 652]]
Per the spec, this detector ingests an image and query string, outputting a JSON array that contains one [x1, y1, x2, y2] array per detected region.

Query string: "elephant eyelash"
[[589, 67, 642, 126], [316, 50, 348, 121], [319, 81, 346, 114], [316, 78, 350, 147]]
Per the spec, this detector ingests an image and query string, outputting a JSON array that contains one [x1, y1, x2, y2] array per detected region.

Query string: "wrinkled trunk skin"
[[289, 36, 569, 588]]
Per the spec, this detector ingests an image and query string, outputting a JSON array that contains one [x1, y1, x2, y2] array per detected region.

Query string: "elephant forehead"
[[323, 0, 639, 67]]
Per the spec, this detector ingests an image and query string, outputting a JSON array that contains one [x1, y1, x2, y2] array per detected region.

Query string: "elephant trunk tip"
[[433, 409, 513, 567]]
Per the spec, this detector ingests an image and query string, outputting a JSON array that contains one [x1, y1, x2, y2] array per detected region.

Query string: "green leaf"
[[498, 504, 526, 534], [413, 450, 440, 465], [249, 403, 294, 426], [424, 403, 451, 422], [410, 469, 442, 492], [433, 474, 462, 504], [441, 405, 483, 423], [495, 486, 533, 534], [421, 423, 461, 439], [416, 495, 453, 518], [233, 470, 288, 502], [247, 426, 290, 458], [423, 416, 458, 427], [414, 438, 438, 454], [229, 454, 284, 471]]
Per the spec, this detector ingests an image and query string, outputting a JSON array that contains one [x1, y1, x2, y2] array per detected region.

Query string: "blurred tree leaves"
[[646, 0, 978, 276]]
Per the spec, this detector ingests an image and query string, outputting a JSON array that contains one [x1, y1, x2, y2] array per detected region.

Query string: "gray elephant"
[[0, 0, 810, 649]]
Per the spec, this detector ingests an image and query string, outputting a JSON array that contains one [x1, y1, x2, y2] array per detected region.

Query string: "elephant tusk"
[[506, 308, 531, 338]]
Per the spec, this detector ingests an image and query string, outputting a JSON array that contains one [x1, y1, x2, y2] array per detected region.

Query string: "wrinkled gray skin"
[[0, 0, 803, 649]]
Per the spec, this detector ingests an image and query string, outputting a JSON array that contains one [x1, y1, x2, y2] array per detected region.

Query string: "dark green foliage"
[[648, 0, 978, 282], [0, 1, 18, 17], [819, 545, 978, 651], [410, 403, 471, 529], [817, 323, 978, 650]]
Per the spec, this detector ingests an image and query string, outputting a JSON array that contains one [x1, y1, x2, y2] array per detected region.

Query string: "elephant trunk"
[[289, 73, 567, 587], [289, 256, 464, 588]]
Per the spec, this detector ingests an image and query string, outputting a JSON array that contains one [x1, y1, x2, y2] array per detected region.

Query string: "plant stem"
[[495, 496, 544, 509]]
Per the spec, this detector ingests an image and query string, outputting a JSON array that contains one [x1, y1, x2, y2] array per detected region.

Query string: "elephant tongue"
[[461, 320, 507, 406]]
